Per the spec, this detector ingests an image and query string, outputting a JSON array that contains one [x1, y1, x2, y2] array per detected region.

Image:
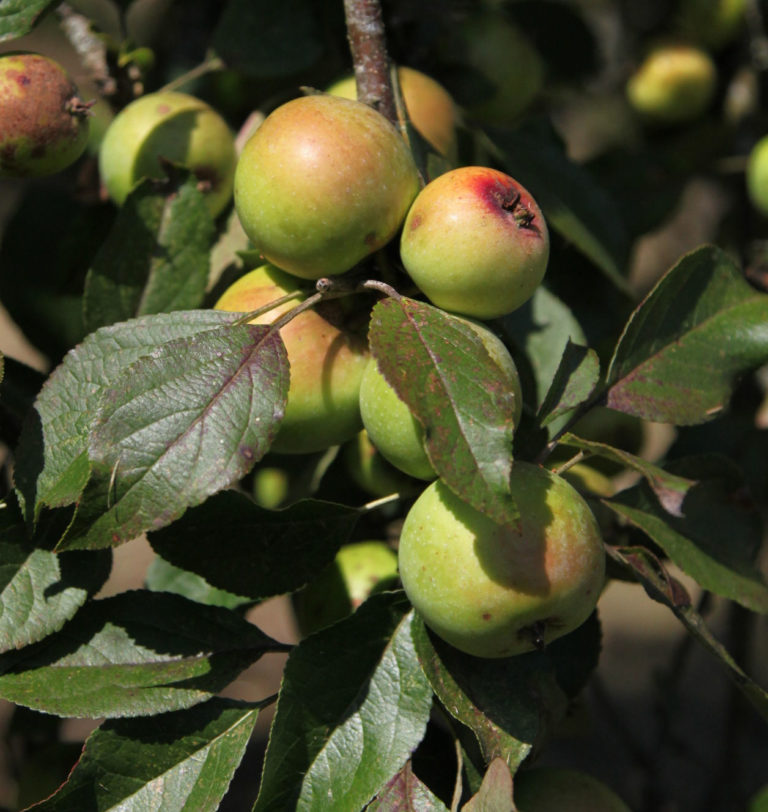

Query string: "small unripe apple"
[[342, 429, 418, 498], [234, 94, 421, 279], [99, 91, 236, 217], [327, 66, 459, 161], [746, 135, 768, 216], [0, 52, 90, 178], [398, 462, 605, 658], [214, 264, 369, 454], [514, 767, 631, 812], [360, 317, 523, 480], [626, 44, 717, 125], [293, 540, 399, 636], [400, 166, 549, 319]]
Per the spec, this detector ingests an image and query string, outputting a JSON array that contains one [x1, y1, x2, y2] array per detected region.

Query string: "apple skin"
[[214, 264, 369, 454], [342, 429, 418, 498], [514, 767, 631, 812], [360, 317, 523, 480], [99, 91, 236, 217], [400, 166, 549, 319], [626, 44, 717, 125], [398, 462, 605, 658], [234, 94, 421, 280], [747, 135, 768, 217], [0, 52, 90, 178], [327, 66, 459, 161], [293, 540, 399, 636]]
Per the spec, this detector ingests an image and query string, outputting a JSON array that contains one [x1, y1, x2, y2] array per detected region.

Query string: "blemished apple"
[[0, 52, 90, 178], [214, 264, 369, 454], [234, 94, 421, 280], [293, 540, 399, 636], [359, 316, 523, 480], [514, 767, 631, 812], [99, 90, 237, 217], [398, 462, 605, 658], [400, 166, 549, 319], [626, 44, 717, 125], [747, 135, 768, 216], [327, 66, 459, 161]]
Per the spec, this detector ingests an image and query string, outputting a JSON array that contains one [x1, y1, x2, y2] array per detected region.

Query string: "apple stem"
[[361, 279, 402, 300], [343, 0, 398, 126], [551, 450, 589, 476], [232, 290, 307, 327]]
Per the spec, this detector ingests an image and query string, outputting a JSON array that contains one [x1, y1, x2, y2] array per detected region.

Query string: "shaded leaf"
[[369, 297, 518, 525], [83, 175, 215, 333], [412, 613, 601, 772], [254, 593, 432, 812], [58, 321, 289, 550], [368, 762, 449, 812], [461, 758, 516, 812], [606, 245, 768, 424], [0, 0, 55, 41], [29, 699, 260, 811], [0, 356, 46, 448], [0, 590, 285, 718], [148, 490, 360, 600], [145, 555, 251, 611], [537, 340, 599, 427]]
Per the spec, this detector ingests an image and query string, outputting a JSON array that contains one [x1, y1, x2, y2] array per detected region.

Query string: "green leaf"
[[58, 322, 288, 550], [254, 593, 433, 812], [483, 119, 631, 291], [0, 0, 56, 41], [412, 612, 601, 772], [145, 555, 251, 611], [14, 310, 244, 525], [604, 455, 768, 613], [213, 0, 324, 78], [607, 545, 768, 723], [606, 245, 768, 424], [0, 591, 285, 718], [148, 491, 360, 600], [461, 758, 515, 812], [537, 340, 599, 427], [369, 297, 519, 525], [28, 699, 260, 811], [368, 762, 449, 812], [0, 497, 111, 653], [83, 175, 215, 333]]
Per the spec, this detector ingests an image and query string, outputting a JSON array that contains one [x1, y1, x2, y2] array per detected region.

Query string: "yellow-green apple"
[[214, 264, 369, 453], [747, 135, 768, 216], [293, 540, 399, 636], [398, 462, 605, 658], [99, 90, 236, 216], [0, 52, 90, 178], [400, 166, 549, 319], [327, 66, 459, 161], [342, 429, 418, 498], [626, 43, 717, 124], [234, 94, 421, 279], [359, 317, 523, 480], [514, 767, 631, 812]]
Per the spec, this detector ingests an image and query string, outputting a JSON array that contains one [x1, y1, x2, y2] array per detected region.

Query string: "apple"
[[514, 766, 631, 812], [342, 429, 418, 498], [360, 316, 523, 480], [214, 264, 370, 454], [398, 462, 605, 658], [326, 66, 459, 161], [234, 94, 421, 280], [677, 0, 746, 50], [626, 44, 717, 125], [746, 135, 768, 216], [0, 52, 90, 178], [293, 540, 399, 636], [400, 166, 549, 319], [99, 90, 236, 217]]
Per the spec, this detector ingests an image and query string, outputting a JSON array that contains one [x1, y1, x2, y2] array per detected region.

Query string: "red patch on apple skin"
[[469, 168, 543, 236], [482, 612, 492, 621], [409, 213, 422, 230]]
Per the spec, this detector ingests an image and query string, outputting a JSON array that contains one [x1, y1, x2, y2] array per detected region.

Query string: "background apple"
[[747, 135, 768, 217], [398, 463, 605, 658], [400, 166, 549, 319], [514, 766, 631, 812], [234, 94, 421, 279], [0, 52, 90, 178], [676, 0, 746, 50], [214, 264, 370, 454], [99, 90, 236, 216], [342, 429, 418, 498]]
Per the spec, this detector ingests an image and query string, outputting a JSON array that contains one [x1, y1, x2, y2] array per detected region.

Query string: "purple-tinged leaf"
[[462, 758, 516, 812], [368, 762, 449, 811], [537, 340, 600, 427]]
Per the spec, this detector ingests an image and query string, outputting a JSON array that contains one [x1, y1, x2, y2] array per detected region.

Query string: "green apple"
[[327, 66, 459, 161], [214, 264, 369, 454], [398, 462, 605, 658], [234, 94, 421, 280], [677, 0, 746, 50], [514, 767, 631, 812], [626, 44, 717, 125], [746, 135, 768, 216], [0, 52, 90, 178], [342, 429, 418, 498], [359, 317, 523, 480], [293, 540, 399, 636], [99, 90, 236, 217], [400, 166, 549, 319]]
